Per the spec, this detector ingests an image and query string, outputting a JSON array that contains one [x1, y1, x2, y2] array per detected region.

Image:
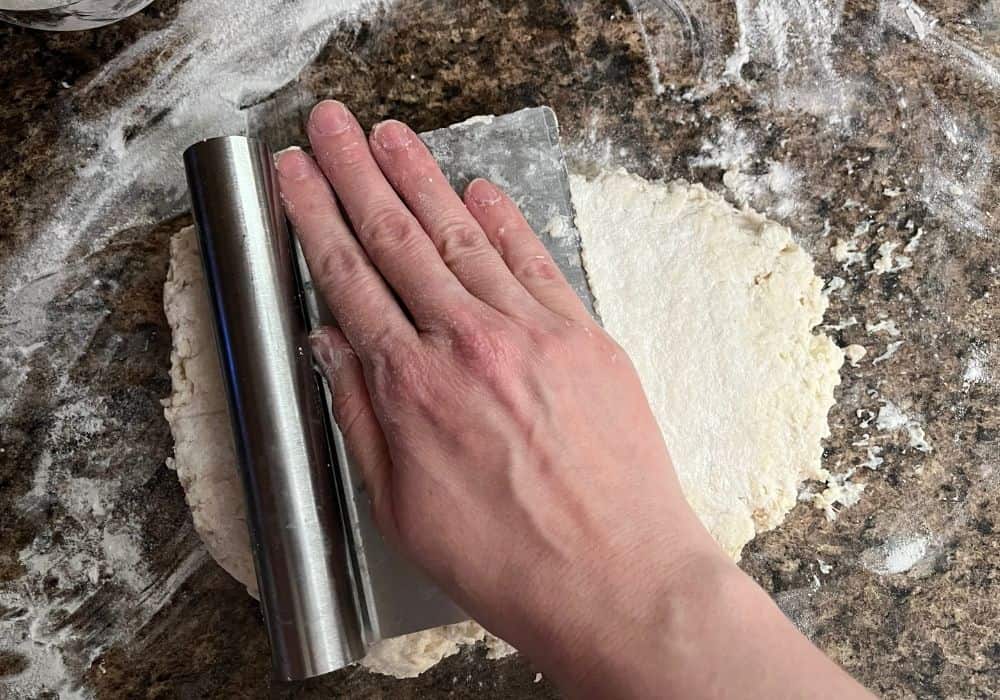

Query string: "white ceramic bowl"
[[0, 0, 155, 30]]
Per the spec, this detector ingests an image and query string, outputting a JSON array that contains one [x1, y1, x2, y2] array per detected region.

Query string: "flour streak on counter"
[[0, 2, 390, 698], [3, 0, 390, 344], [727, 0, 851, 116]]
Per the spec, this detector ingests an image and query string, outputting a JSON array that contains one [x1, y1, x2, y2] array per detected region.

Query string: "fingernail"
[[310, 100, 352, 135], [309, 330, 337, 376], [372, 120, 412, 151], [468, 178, 501, 206], [274, 147, 310, 181]]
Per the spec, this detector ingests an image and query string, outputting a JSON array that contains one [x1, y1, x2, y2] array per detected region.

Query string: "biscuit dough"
[[162, 169, 842, 677], [572, 170, 842, 558]]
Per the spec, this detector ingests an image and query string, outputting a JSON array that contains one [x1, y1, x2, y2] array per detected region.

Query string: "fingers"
[[367, 120, 539, 318], [305, 100, 471, 330], [275, 147, 415, 353], [464, 178, 592, 323], [309, 326, 396, 538]]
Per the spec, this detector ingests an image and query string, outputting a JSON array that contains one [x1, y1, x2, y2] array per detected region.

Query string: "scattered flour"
[[909, 90, 994, 238], [688, 120, 801, 217], [897, 0, 937, 40], [861, 534, 930, 575], [866, 319, 901, 337], [872, 241, 912, 274], [630, 2, 666, 96], [824, 275, 846, 295], [877, 400, 933, 452], [962, 346, 993, 388], [903, 227, 924, 253], [882, 0, 1000, 92], [2, 0, 391, 392], [831, 238, 865, 269], [872, 340, 904, 364], [862, 446, 884, 470], [0, 2, 393, 699], [724, 0, 852, 115], [826, 315, 859, 331]]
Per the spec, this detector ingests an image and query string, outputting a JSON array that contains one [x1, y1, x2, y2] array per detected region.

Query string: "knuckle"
[[516, 254, 561, 282], [360, 207, 423, 255], [314, 242, 368, 291], [531, 319, 604, 359], [529, 325, 568, 360], [448, 311, 518, 381], [437, 220, 488, 267]]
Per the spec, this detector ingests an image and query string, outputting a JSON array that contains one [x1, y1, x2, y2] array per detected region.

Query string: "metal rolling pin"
[[184, 136, 363, 680]]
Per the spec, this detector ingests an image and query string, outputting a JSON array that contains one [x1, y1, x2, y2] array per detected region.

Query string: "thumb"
[[309, 326, 396, 540]]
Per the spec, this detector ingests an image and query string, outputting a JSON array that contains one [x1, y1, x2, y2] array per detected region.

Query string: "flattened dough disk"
[[572, 170, 843, 559]]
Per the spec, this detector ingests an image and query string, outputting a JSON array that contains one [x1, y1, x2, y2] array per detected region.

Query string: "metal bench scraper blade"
[[295, 106, 595, 644], [420, 107, 595, 316]]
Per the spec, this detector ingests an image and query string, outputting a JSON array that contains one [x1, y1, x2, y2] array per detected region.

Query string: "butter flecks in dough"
[[572, 169, 843, 559], [162, 226, 508, 677]]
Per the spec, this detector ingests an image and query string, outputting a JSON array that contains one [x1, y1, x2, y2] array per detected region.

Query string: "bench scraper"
[[182, 106, 594, 681]]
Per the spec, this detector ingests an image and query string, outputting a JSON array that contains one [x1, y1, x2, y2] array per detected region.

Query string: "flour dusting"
[[877, 399, 932, 453], [962, 346, 993, 388], [688, 119, 801, 217], [910, 91, 994, 238], [881, 0, 1000, 90], [0, 2, 390, 698], [726, 0, 852, 116], [2, 0, 390, 364], [630, 4, 666, 96], [862, 534, 931, 575]]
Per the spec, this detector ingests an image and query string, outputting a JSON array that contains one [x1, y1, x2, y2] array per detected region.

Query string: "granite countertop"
[[1, 0, 997, 697]]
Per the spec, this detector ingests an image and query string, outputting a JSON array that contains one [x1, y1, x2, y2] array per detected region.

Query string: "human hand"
[[274, 98, 718, 673], [275, 100, 870, 699]]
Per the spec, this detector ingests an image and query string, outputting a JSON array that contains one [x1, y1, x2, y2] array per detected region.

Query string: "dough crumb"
[[831, 238, 865, 269], [873, 241, 912, 274], [813, 472, 865, 521], [844, 344, 867, 367]]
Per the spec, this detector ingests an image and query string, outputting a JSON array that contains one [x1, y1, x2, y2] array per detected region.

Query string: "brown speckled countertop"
[[1, 0, 998, 697]]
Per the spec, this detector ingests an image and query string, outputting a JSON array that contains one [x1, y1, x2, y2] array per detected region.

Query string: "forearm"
[[528, 549, 872, 699]]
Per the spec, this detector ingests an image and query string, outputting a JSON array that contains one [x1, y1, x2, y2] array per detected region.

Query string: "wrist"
[[517, 510, 740, 697], [567, 548, 743, 697], [529, 536, 868, 700]]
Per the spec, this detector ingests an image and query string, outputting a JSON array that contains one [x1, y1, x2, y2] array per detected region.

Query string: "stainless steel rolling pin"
[[181, 107, 579, 680], [183, 137, 363, 680]]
